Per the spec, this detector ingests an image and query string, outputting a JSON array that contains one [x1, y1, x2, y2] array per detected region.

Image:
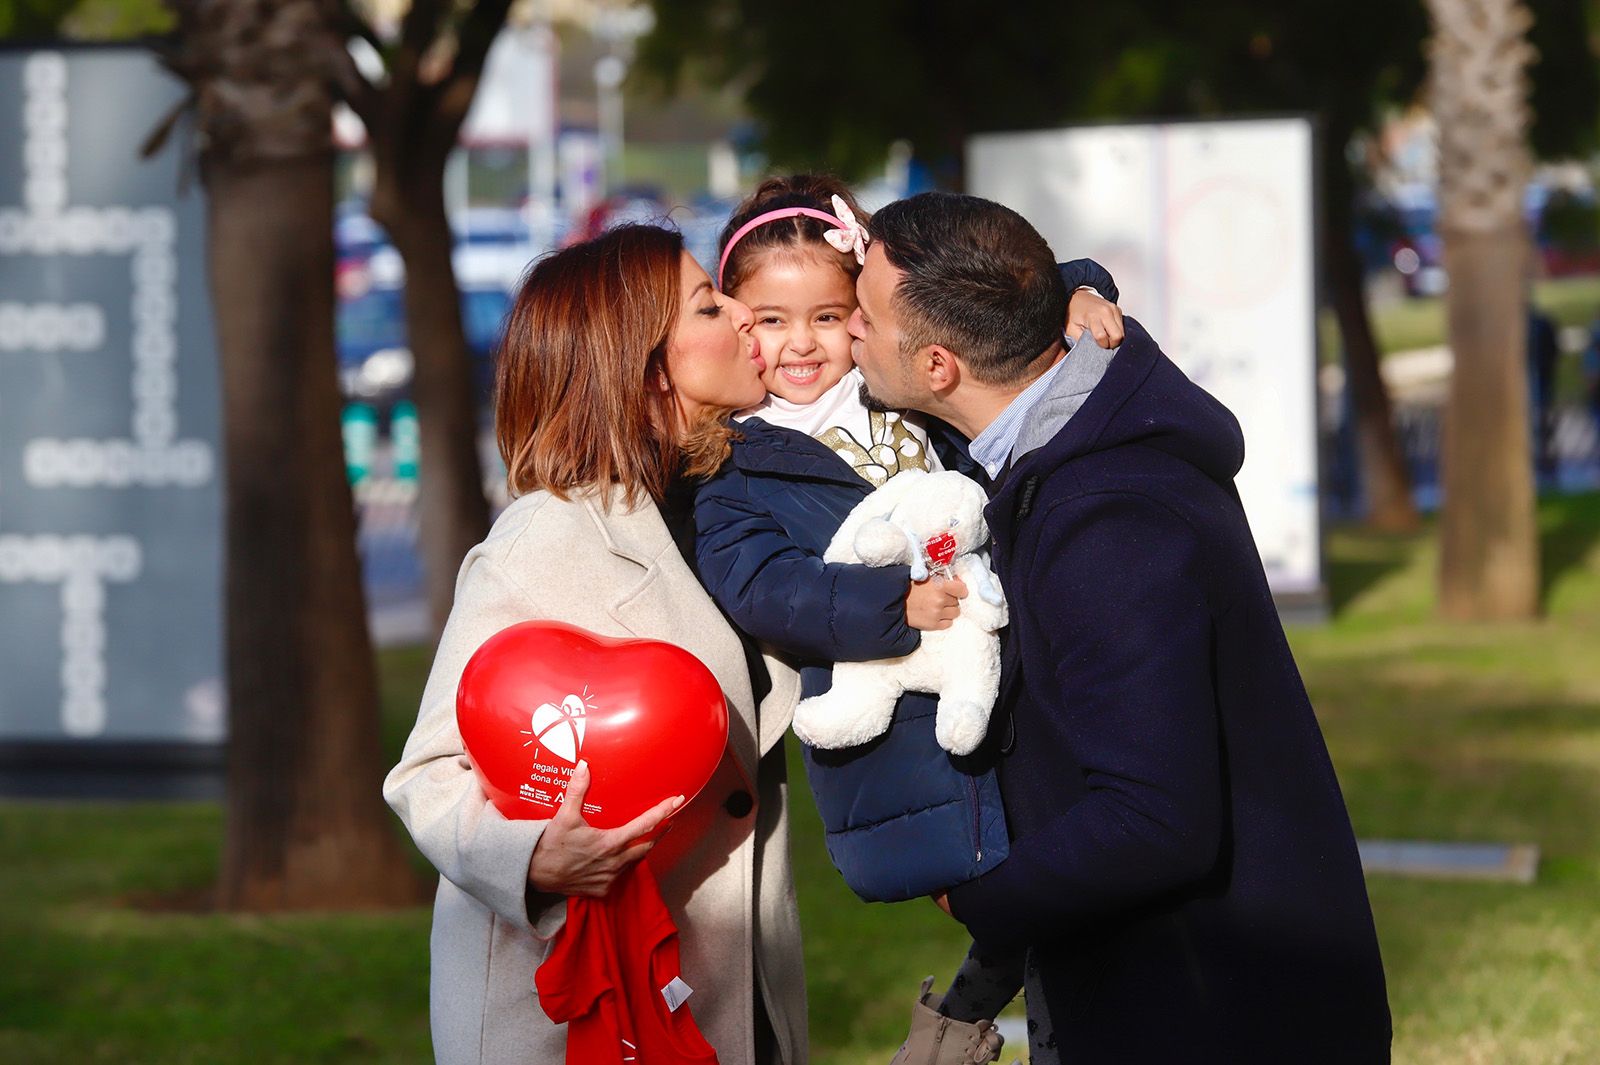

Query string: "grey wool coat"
[[383, 486, 808, 1065]]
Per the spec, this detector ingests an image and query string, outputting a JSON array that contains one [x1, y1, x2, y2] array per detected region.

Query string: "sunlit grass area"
[[1369, 274, 1600, 356], [1320, 275, 1600, 405], [3, 494, 1598, 1063]]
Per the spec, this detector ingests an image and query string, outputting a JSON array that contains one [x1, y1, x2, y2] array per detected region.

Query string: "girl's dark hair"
[[717, 173, 868, 296]]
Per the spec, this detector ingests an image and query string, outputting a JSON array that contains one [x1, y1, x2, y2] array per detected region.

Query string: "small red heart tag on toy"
[[924, 532, 958, 569]]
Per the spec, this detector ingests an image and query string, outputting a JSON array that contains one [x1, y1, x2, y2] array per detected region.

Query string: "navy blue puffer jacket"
[[693, 418, 1009, 901]]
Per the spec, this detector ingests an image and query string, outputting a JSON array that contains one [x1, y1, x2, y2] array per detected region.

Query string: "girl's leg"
[[1022, 948, 1062, 1065], [937, 940, 1024, 1023]]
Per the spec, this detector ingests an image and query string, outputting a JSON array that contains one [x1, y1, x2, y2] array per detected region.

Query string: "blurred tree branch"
[[0, 0, 171, 39], [637, 0, 1597, 534], [320, 0, 514, 641]]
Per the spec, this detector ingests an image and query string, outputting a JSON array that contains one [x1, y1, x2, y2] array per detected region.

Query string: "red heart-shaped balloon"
[[456, 621, 729, 829]]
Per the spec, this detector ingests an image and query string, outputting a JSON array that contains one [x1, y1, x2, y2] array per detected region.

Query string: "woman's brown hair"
[[494, 224, 733, 506], [717, 173, 869, 297]]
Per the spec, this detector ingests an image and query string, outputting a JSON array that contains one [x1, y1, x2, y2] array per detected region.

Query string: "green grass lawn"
[[1370, 275, 1600, 356], [4, 495, 1599, 1063], [1321, 275, 1600, 402]]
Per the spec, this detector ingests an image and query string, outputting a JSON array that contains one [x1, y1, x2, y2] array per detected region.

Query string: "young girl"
[[692, 175, 1120, 1065]]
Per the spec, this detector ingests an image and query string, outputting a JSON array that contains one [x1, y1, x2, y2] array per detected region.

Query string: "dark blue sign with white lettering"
[[0, 47, 223, 756]]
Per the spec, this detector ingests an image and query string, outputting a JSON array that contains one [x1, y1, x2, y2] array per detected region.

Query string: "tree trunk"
[[328, 1, 513, 641], [207, 157, 423, 909], [1322, 124, 1422, 533], [168, 0, 425, 909], [1428, 0, 1540, 620], [1436, 229, 1539, 618], [370, 155, 492, 641]]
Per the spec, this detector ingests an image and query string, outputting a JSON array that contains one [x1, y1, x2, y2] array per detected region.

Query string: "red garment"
[[536, 860, 719, 1065]]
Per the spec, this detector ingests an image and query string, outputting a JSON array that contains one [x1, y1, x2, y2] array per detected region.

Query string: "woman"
[[384, 225, 806, 1065]]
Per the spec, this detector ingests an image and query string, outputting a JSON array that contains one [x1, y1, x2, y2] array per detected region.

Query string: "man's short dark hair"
[[868, 192, 1068, 385]]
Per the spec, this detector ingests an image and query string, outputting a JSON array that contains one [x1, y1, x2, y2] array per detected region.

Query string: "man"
[[849, 192, 1390, 1064], [1526, 305, 1558, 483], [1585, 312, 1600, 464]]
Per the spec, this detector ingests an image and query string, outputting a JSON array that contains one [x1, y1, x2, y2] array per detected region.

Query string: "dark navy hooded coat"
[[946, 320, 1391, 1062], [690, 259, 1118, 904]]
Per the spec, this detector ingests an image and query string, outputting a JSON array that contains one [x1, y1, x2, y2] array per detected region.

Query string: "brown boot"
[[888, 976, 1006, 1065]]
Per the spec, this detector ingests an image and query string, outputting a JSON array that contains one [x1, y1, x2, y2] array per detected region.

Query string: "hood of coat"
[[988, 317, 1246, 543]]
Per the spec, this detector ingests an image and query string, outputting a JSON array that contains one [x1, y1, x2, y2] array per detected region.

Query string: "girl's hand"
[[1067, 287, 1125, 348], [906, 575, 968, 631], [527, 761, 683, 898]]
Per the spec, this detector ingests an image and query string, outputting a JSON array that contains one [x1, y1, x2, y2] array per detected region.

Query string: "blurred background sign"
[[970, 117, 1324, 612], [0, 47, 223, 795]]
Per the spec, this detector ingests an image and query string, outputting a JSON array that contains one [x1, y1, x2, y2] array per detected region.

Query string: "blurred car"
[[337, 284, 409, 408], [1537, 188, 1600, 277], [1386, 193, 1449, 298], [330, 193, 770, 412], [335, 203, 387, 262], [336, 276, 514, 415], [1390, 233, 1447, 298], [334, 203, 544, 414], [568, 189, 671, 245], [1381, 182, 1597, 298]]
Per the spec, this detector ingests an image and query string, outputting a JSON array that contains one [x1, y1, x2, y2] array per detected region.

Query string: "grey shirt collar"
[[1009, 330, 1119, 466]]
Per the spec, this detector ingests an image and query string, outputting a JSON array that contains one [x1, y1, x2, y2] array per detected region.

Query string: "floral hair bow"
[[716, 194, 870, 288], [823, 194, 868, 265]]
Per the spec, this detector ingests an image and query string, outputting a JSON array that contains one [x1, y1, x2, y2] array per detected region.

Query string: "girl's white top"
[[737, 368, 941, 487]]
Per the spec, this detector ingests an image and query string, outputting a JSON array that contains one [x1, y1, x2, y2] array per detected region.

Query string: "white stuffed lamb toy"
[[793, 468, 1008, 756]]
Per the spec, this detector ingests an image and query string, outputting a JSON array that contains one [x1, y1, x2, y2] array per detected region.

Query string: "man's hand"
[[906, 575, 968, 631], [527, 760, 683, 898], [1067, 287, 1125, 348], [931, 891, 953, 917]]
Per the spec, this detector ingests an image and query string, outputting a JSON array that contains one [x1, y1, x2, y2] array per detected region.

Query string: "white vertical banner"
[[970, 117, 1323, 603]]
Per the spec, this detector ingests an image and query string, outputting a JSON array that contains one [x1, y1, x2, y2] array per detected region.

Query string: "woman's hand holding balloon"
[[526, 761, 684, 898]]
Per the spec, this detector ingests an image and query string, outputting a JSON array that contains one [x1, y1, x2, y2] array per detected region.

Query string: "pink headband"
[[716, 194, 869, 290]]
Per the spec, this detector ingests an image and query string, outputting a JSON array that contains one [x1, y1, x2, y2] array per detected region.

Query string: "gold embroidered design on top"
[[816, 411, 930, 486]]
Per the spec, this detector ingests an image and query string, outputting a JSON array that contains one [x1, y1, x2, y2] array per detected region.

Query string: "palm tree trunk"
[[1428, 0, 1541, 620], [1436, 229, 1539, 618]]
